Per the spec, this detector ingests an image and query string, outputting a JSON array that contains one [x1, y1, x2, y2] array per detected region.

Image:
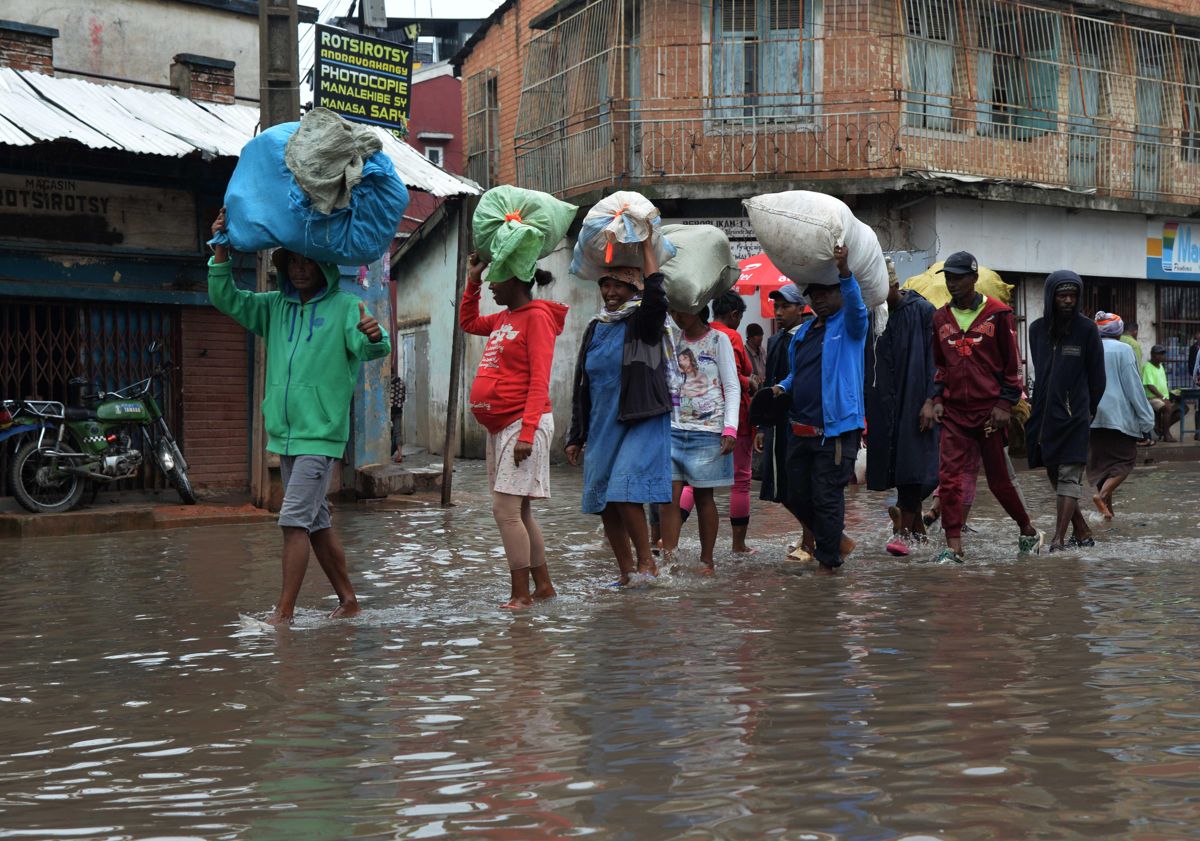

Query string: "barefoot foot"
[[532, 586, 557, 600], [814, 564, 838, 576], [501, 597, 534, 610], [839, 535, 857, 557], [265, 612, 293, 627], [328, 600, 360, 619], [1092, 493, 1113, 520]]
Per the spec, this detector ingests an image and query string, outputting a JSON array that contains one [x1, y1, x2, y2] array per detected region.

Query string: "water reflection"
[[0, 461, 1198, 839]]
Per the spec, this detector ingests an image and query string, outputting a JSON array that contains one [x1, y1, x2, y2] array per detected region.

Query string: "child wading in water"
[[461, 253, 568, 609], [659, 303, 741, 573]]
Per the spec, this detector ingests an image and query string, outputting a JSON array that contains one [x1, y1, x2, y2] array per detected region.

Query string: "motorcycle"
[[1, 344, 196, 513]]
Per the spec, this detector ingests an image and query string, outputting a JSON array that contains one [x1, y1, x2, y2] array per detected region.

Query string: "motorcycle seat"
[[64, 406, 97, 421]]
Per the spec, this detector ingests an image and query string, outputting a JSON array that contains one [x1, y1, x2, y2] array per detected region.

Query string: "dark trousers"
[[785, 430, 860, 568]]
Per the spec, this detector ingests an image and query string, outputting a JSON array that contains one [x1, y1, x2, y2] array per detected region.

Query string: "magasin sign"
[[314, 24, 413, 139]]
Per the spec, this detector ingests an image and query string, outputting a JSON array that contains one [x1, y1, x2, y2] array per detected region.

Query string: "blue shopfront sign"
[[1147, 219, 1200, 281]]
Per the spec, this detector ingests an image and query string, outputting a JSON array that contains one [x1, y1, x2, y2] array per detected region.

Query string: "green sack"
[[658, 224, 739, 314], [473, 186, 578, 282]]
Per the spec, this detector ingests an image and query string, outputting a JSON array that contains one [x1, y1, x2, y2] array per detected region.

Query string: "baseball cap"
[[938, 251, 979, 275], [1151, 344, 1166, 354], [768, 283, 804, 304]]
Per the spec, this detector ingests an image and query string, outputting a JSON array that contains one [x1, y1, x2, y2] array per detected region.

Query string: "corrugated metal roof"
[[0, 68, 478, 197]]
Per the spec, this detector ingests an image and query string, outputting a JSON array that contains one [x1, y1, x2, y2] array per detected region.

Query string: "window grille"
[[465, 68, 500, 188]]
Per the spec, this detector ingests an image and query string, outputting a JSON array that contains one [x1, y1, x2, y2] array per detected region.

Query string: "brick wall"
[[0, 20, 57, 74], [462, 0, 559, 189], [180, 307, 249, 491], [170, 53, 236, 105]]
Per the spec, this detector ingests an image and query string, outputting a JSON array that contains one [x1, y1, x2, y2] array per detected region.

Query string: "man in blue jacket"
[[771, 245, 868, 574]]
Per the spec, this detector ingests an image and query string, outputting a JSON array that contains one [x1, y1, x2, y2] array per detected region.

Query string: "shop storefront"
[[1147, 219, 1200, 387]]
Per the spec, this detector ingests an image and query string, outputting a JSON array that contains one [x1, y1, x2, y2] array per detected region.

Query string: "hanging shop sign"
[[664, 217, 761, 261], [314, 24, 413, 139], [1147, 219, 1200, 281], [0, 174, 196, 252]]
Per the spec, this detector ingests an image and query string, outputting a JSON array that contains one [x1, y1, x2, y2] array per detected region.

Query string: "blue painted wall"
[[341, 257, 393, 470]]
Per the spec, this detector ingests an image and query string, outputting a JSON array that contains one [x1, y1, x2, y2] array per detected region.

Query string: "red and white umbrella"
[[734, 253, 791, 294], [735, 253, 805, 319]]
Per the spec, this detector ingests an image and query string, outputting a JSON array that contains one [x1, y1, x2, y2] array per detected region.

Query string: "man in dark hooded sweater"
[[1027, 270, 1106, 553]]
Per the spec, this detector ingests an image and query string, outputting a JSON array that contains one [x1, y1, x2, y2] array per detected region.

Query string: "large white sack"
[[658, 224, 739, 315], [744, 190, 890, 335], [743, 191, 889, 305], [570, 190, 676, 280]]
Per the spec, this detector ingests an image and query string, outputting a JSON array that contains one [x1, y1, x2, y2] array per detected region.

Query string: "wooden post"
[[250, 1, 299, 508], [441, 196, 478, 507]]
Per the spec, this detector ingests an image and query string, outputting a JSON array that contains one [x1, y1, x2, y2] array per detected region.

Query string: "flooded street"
[[2, 459, 1199, 841]]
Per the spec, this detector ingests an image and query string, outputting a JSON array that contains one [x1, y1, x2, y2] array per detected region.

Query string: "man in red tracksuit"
[[920, 252, 1043, 562]]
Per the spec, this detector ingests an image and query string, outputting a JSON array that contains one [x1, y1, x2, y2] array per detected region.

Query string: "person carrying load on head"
[[460, 240, 568, 610], [769, 245, 867, 575], [208, 208, 391, 626], [566, 239, 673, 586]]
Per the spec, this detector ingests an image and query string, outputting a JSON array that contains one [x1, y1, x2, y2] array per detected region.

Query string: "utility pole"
[[259, 1, 300, 129], [251, 1, 300, 507], [441, 195, 479, 507]]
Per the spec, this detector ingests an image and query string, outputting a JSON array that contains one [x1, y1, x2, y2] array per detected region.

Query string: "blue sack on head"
[[217, 121, 409, 265]]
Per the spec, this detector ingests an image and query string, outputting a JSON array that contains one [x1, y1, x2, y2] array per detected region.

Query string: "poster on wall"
[[1146, 219, 1200, 281]]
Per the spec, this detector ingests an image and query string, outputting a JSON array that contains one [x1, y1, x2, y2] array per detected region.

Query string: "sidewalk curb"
[[0, 503, 277, 540]]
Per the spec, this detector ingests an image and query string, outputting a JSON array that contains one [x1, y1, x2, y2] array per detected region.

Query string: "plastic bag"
[[900, 261, 1013, 308], [284, 108, 383, 215], [570, 191, 676, 279], [742, 191, 888, 306], [219, 120, 409, 265], [473, 186, 578, 282], [658, 224, 738, 314]]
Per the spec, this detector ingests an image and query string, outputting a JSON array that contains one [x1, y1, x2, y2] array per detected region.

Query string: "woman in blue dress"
[[566, 239, 672, 583]]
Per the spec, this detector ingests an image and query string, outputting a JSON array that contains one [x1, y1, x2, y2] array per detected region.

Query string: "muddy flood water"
[[2, 459, 1199, 840]]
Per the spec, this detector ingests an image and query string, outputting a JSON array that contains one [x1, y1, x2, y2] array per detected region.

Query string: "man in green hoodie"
[[208, 209, 391, 625]]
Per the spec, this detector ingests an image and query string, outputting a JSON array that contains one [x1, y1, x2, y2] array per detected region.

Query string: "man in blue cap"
[[756, 283, 808, 516]]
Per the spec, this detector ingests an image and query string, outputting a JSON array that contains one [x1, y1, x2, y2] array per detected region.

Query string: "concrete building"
[[451, 0, 1200, 433], [1, 0, 321, 101]]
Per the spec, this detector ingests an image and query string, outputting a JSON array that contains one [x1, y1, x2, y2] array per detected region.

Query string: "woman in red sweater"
[[461, 253, 569, 609]]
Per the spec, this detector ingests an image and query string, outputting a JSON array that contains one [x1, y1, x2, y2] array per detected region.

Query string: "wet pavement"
[[2, 459, 1199, 840]]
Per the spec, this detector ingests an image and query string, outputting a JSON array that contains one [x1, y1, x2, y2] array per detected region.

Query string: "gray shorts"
[[1048, 462, 1085, 500], [278, 455, 337, 532]]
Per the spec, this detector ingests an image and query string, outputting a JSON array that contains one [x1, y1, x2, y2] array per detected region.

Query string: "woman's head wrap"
[[1095, 310, 1124, 338]]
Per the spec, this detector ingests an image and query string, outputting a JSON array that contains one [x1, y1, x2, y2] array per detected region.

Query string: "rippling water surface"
[[2, 460, 1199, 840]]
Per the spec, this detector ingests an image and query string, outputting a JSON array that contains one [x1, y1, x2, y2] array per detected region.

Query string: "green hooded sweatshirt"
[[207, 257, 391, 458]]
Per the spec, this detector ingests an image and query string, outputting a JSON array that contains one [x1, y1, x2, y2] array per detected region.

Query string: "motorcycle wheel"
[[8, 440, 85, 514], [163, 440, 197, 505]]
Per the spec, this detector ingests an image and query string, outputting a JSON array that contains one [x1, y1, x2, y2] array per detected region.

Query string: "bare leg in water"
[[1093, 476, 1125, 519], [522, 497, 556, 600], [494, 492, 555, 609], [693, 487, 719, 572], [310, 527, 360, 618], [269, 527, 359, 625], [601, 502, 656, 582]]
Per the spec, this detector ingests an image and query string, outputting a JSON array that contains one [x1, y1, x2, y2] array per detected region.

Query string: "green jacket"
[[207, 257, 391, 458]]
